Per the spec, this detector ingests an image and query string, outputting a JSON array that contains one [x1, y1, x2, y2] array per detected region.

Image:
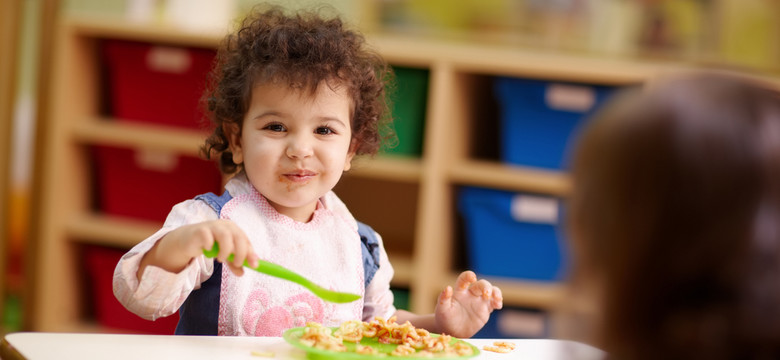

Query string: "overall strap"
[[194, 191, 233, 213], [174, 191, 232, 335], [357, 221, 381, 287]]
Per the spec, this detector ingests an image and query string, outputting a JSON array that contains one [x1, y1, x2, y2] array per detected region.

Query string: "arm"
[[113, 199, 216, 320], [393, 310, 437, 331], [114, 199, 258, 320]]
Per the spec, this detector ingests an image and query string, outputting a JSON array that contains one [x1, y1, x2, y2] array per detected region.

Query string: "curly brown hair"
[[200, 5, 393, 174]]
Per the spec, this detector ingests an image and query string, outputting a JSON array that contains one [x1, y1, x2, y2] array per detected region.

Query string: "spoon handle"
[[202, 243, 361, 304]]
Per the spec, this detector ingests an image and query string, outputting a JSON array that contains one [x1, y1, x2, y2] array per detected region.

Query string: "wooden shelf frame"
[[34, 15, 779, 333]]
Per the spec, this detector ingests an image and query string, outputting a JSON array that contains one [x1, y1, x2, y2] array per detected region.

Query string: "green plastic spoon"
[[203, 243, 361, 304]]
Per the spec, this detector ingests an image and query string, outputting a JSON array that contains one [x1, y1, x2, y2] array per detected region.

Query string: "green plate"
[[283, 326, 480, 359]]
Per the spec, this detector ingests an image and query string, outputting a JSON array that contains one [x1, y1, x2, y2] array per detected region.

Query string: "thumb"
[[438, 285, 453, 307]]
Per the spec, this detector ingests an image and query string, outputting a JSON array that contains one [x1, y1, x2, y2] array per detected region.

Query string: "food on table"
[[298, 316, 475, 357], [483, 341, 517, 353]]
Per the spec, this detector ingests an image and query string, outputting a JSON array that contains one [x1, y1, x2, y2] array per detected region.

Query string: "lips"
[[282, 169, 317, 182]]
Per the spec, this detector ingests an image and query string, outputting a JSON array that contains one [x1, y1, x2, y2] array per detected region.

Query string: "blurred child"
[[564, 71, 780, 359], [113, 6, 502, 337]]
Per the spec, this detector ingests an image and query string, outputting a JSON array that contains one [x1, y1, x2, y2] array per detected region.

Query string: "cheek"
[[240, 138, 281, 165], [328, 143, 353, 168], [311, 155, 342, 177]]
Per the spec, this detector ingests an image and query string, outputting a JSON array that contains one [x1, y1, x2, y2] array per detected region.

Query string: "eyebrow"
[[318, 116, 349, 128], [250, 111, 284, 122]]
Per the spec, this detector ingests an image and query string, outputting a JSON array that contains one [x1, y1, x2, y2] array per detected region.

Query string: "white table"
[[1, 332, 604, 360]]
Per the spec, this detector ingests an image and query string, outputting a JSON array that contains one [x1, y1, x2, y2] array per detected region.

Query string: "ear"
[[343, 151, 356, 171], [223, 122, 243, 165], [343, 140, 357, 171]]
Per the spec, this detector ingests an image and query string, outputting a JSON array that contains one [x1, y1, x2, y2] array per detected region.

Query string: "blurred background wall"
[[60, 0, 780, 72]]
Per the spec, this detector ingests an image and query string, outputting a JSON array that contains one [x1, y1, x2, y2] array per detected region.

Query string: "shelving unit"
[[32, 14, 776, 334]]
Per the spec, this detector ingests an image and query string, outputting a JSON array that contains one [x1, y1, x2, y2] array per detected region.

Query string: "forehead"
[[249, 78, 352, 106]]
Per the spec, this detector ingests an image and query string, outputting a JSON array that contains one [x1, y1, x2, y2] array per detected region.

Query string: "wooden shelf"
[[66, 16, 222, 48], [67, 213, 160, 248], [347, 155, 422, 183], [372, 36, 697, 84], [72, 118, 207, 155], [39, 13, 774, 335], [386, 253, 413, 288], [449, 160, 571, 196], [438, 273, 565, 310], [486, 278, 565, 310], [63, 15, 780, 86]]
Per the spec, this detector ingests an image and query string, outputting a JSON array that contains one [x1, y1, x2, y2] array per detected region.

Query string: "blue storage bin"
[[495, 77, 615, 170], [458, 187, 566, 281]]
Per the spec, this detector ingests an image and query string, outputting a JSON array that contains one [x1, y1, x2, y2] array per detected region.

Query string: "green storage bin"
[[383, 67, 429, 156], [391, 287, 410, 310]]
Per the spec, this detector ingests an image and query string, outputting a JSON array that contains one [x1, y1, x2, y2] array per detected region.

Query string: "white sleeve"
[[112, 199, 219, 320], [361, 230, 398, 321]]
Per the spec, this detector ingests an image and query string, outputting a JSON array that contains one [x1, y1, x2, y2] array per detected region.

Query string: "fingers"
[[467, 279, 494, 299], [226, 263, 245, 276], [229, 228, 250, 269], [245, 250, 260, 269], [455, 271, 503, 309], [454, 270, 489, 298], [214, 229, 248, 276], [438, 285, 453, 306], [455, 271, 492, 299], [455, 270, 477, 291], [206, 220, 258, 274], [491, 286, 503, 310], [193, 224, 215, 256]]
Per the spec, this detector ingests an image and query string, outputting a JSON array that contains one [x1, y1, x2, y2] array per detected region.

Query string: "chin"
[[268, 195, 320, 210]]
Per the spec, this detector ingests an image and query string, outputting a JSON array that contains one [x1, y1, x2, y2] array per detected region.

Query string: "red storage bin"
[[93, 145, 223, 222], [83, 245, 179, 334], [102, 39, 216, 129]]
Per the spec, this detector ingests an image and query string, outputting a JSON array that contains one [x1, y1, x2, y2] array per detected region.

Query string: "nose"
[[286, 134, 313, 159]]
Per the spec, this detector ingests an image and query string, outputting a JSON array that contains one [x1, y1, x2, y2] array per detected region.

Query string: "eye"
[[263, 123, 286, 132], [315, 126, 335, 135]]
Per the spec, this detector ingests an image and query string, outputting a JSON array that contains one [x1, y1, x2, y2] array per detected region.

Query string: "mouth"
[[282, 170, 317, 182]]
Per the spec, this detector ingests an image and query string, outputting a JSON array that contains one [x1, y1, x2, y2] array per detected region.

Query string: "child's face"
[[228, 80, 355, 222]]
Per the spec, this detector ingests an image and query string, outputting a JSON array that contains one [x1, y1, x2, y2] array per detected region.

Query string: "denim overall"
[[174, 191, 381, 335]]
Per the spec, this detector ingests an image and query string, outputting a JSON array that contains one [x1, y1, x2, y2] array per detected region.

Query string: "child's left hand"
[[435, 271, 503, 338]]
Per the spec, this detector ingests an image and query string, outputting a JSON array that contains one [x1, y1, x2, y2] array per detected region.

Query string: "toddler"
[[114, 6, 502, 337]]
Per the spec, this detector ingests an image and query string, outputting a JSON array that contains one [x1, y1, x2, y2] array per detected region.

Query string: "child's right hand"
[[138, 220, 259, 279]]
